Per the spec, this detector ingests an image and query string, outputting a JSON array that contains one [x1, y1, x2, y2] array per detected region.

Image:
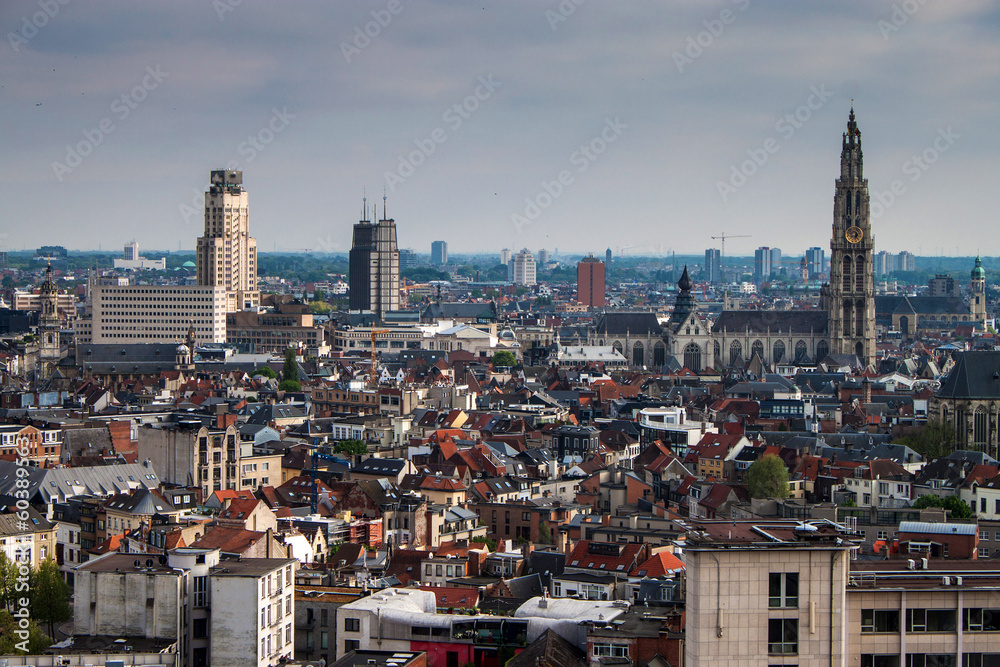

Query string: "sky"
[[2, 1, 999, 259]]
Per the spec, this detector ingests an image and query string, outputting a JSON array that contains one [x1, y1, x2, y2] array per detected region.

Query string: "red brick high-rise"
[[577, 255, 606, 307]]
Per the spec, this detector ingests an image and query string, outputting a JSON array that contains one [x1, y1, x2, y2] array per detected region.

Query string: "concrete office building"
[[349, 198, 400, 318]]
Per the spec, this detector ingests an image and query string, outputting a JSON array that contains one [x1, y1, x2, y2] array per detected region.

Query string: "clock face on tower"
[[845, 226, 863, 244]]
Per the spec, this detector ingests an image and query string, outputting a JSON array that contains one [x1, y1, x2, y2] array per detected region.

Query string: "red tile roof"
[[634, 551, 685, 578]]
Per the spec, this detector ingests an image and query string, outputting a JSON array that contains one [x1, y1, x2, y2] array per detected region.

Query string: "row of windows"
[[862, 608, 1000, 633], [864, 655, 1000, 667]]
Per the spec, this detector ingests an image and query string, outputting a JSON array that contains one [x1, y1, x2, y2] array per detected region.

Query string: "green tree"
[[897, 420, 956, 459], [313, 288, 325, 302], [253, 366, 277, 379], [30, 559, 71, 639], [0, 553, 18, 611], [0, 610, 50, 654], [746, 454, 790, 499], [913, 494, 973, 519], [537, 521, 552, 544], [282, 348, 299, 383], [470, 536, 497, 552], [309, 300, 332, 314], [471, 288, 483, 298], [333, 439, 368, 455], [1, 276, 13, 290], [278, 379, 301, 392], [491, 350, 517, 368]]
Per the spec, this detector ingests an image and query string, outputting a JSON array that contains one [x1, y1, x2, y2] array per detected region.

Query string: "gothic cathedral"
[[826, 107, 875, 367]]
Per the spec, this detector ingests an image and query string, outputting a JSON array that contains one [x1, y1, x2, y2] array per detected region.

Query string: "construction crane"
[[711, 232, 751, 275], [369, 329, 390, 386]]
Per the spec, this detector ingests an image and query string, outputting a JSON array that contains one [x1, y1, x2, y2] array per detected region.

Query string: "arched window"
[[974, 407, 988, 446], [855, 254, 864, 292], [751, 340, 764, 360], [856, 192, 861, 212], [856, 300, 865, 336], [729, 340, 743, 366], [816, 340, 829, 362], [713, 340, 721, 364], [632, 341, 644, 367], [794, 340, 807, 362], [653, 341, 666, 368], [843, 300, 852, 338], [773, 340, 786, 364], [684, 343, 702, 372], [846, 194, 852, 216], [612, 341, 623, 354], [842, 256, 852, 291]]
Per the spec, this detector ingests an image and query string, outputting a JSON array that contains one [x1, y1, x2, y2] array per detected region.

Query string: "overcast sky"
[[2, 1, 998, 258]]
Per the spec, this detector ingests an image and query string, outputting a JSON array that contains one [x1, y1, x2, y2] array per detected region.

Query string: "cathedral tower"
[[827, 107, 875, 367]]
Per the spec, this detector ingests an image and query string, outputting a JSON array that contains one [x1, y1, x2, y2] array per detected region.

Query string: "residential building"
[[75, 547, 296, 667], [84, 282, 228, 345], [137, 421, 243, 498], [196, 169, 259, 311], [511, 249, 536, 286]]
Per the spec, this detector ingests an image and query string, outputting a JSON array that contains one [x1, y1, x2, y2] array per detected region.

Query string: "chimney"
[[217, 413, 236, 430], [862, 378, 871, 405]]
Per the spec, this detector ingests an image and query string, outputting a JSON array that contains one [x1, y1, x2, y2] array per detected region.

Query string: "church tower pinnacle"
[[827, 105, 875, 367]]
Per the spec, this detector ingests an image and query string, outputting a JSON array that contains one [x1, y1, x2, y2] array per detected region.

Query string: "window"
[[593, 644, 630, 658], [982, 530, 990, 541], [862, 609, 900, 633], [193, 576, 207, 607], [964, 654, 1000, 667], [907, 609, 957, 633], [877, 530, 889, 541], [907, 657, 955, 667], [320, 631, 328, 649], [344, 639, 359, 652], [769, 572, 799, 608], [193, 618, 208, 639], [862, 657, 900, 667], [768, 618, 798, 655], [344, 617, 360, 632], [964, 608, 1000, 632]]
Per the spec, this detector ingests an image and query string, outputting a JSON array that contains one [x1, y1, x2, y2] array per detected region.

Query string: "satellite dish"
[[145, 559, 154, 568]]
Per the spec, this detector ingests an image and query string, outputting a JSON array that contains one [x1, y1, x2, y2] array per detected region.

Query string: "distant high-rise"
[[538, 249, 549, 265], [431, 240, 447, 265], [806, 246, 825, 277], [576, 255, 605, 307], [511, 248, 536, 286], [398, 249, 417, 269], [754, 247, 771, 284], [897, 251, 915, 272], [606, 248, 613, 265], [874, 250, 893, 276], [769, 247, 781, 277], [195, 170, 259, 312], [500, 248, 511, 265], [704, 249, 721, 283], [349, 198, 400, 318]]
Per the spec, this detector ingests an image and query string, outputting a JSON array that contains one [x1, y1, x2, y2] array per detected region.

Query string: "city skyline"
[[3, 2, 999, 255]]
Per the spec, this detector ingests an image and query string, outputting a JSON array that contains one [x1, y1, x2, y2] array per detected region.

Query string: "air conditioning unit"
[[941, 576, 951, 586], [954, 576, 963, 586]]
